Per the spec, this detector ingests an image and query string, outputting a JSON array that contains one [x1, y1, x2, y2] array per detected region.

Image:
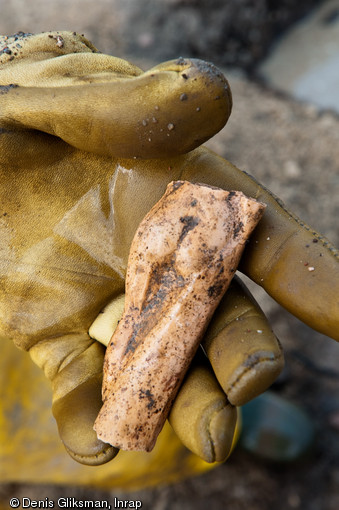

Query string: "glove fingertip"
[[226, 349, 285, 407], [52, 374, 119, 466], [208, 405, 238, 463], [63, 442, 118, 467]]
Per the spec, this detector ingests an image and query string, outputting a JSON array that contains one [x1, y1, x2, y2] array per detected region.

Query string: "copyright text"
[[9, 497, 142, 509]]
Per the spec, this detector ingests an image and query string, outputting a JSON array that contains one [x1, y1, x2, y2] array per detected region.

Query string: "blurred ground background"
[[0, 1, 339, 509]]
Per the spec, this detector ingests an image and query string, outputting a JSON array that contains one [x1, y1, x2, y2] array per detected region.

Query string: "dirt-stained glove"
[[0, 31, 338, 467]]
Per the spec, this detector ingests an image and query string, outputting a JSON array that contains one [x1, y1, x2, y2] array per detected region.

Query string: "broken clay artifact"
[[94, 180, 265, 451]]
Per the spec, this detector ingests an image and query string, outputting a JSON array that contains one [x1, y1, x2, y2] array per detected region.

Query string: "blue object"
[[239, 391, 315, 462]]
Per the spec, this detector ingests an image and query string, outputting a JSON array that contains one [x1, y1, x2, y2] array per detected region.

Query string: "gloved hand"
[[0, 31, 338, 467]]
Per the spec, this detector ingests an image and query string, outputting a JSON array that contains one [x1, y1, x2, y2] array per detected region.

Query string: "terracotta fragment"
[[94, 181, 265, 451]]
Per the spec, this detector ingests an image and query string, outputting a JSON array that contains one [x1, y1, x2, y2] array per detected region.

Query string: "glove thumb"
[[30, 334, 118, 465]]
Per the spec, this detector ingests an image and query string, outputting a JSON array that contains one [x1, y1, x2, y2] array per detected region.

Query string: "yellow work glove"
[[0, 31, 338, 467]]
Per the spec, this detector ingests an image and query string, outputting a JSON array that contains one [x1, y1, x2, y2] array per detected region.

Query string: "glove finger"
[[30, 333, 118, 465], [168, 348, 238, 463], [52, 373, 117, 466], [181, 147, 339, 341], [202, 275, 284, 406], [0, 32, 231, 159], [0, 31, 142, 81]]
